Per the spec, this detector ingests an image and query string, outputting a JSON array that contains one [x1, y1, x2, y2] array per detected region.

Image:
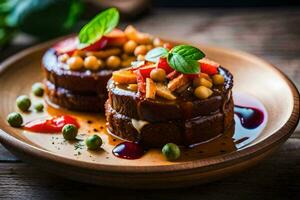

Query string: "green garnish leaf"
[[145, 47, 169, 62], [145, 45, 205, 74], [167, 53, 200, 74], [167, 45, 205, 74], [78, 7, 119, 47], [170, 45, 205, 61]]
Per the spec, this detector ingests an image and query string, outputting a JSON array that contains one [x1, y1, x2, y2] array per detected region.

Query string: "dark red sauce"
[[112, 142, 145, 159], [24, 115, 79, 133], [234, 105, 264, 129]]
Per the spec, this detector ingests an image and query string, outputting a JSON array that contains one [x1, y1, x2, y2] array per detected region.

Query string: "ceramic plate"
[[0, 39, 299, 188]]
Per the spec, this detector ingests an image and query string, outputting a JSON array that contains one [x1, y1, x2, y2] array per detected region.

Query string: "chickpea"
[[58, 54, 69, 63], [124, 25, 138, 40], [146, 44, 153, 51], [98, 59, 105, 68], [123, 40, 138, 54], [193, 78, 201, 87], [67, 56, 83, 70], [86, 48, 121, 59], [121, 57, 136, 68], [153, 37, 164, 47], [194, 86, 213, 99], [106, 56, 121, 69], [134, 45, 147, 56], [136, 32, 152, 44], [127, 84, 138, 91], [121, 53, 129, 60], [199, 73, 212, 82], [193, 78, 212, 88], [124, 25, 152, 44], [163, 43, 173, 50], [84, 56, 102, 71], [212, 74, 225, 85], [137, 54, 145, 61], [72, 50, 85, 57], [150, 68, 166, 82]]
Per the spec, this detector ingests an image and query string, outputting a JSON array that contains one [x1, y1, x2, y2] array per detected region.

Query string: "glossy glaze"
[[112, 142, 145, 159]]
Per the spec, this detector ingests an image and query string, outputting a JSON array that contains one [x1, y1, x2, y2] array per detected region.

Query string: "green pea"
[[62, 124, 78, 140], [162, 143, 180, 161], [7, 112, 23, 127], [32, 82, 44, 97], [16, 95, 31, 112], [85, 134, 102, 150], [34, 103, 44, 112]]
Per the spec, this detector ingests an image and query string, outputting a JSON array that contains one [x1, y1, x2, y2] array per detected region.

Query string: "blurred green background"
[[0, 0, 83, 47], [0, 0, 298, 49]]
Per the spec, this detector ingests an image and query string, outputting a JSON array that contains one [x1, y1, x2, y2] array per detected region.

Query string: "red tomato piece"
[[134, 69, 146, 94], [163, 43, 173, 50], [199, 58, 219, 75], [185, 74, 199, 79], [24, 115, 79, 133], [53, 36, 78, 56], [106, 28, 127, 46], [137, 65, 156, 79], [81, 37, 108, 51], [157, 58, 173, 74], [166, 70, 179, 80]]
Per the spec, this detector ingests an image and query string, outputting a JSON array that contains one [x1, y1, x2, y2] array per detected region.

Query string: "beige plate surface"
[[0, 39, 299, 188]]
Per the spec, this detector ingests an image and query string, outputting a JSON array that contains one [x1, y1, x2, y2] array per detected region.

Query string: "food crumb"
[[74, 142, 85, 150]]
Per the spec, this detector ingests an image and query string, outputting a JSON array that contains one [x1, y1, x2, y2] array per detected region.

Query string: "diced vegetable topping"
[[55, 8, 168, 71], [54, 36, 78, 56], [81, 37, 108, 51], [194, 86, 213, 99], [127, 84, 138, 91], [146, 78, 156, 99], [135, 64, 156, 79], [150, 68, 166, 82], [112, 70, 137, 84], [167, 74, 189, 92], [212, 74, 225, 85], [157, 58, 173, 74], [106, 28, 127, 46], [135, 69, 146, 94], [156, 83, 176, 100], [199, 58, 219, 75], [111, 44, 225, 101]]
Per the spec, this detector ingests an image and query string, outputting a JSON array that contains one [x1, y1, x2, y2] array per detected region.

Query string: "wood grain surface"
[[0, 8, 299, 199]]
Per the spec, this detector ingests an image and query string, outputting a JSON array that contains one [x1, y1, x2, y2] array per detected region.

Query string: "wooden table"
[[0, 8, 299, 199]]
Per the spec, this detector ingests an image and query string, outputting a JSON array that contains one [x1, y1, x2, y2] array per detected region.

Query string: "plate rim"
[[0, 38, 299, 174]]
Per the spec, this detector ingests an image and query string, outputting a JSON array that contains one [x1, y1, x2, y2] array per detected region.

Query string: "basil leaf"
[[131, 60, 145, 69], [167, 52, 200, 74], [78, 7, 119, 46], [145, 47, 168, 62], [166, 45, 205, 74], [170, 45, 205, 60]]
